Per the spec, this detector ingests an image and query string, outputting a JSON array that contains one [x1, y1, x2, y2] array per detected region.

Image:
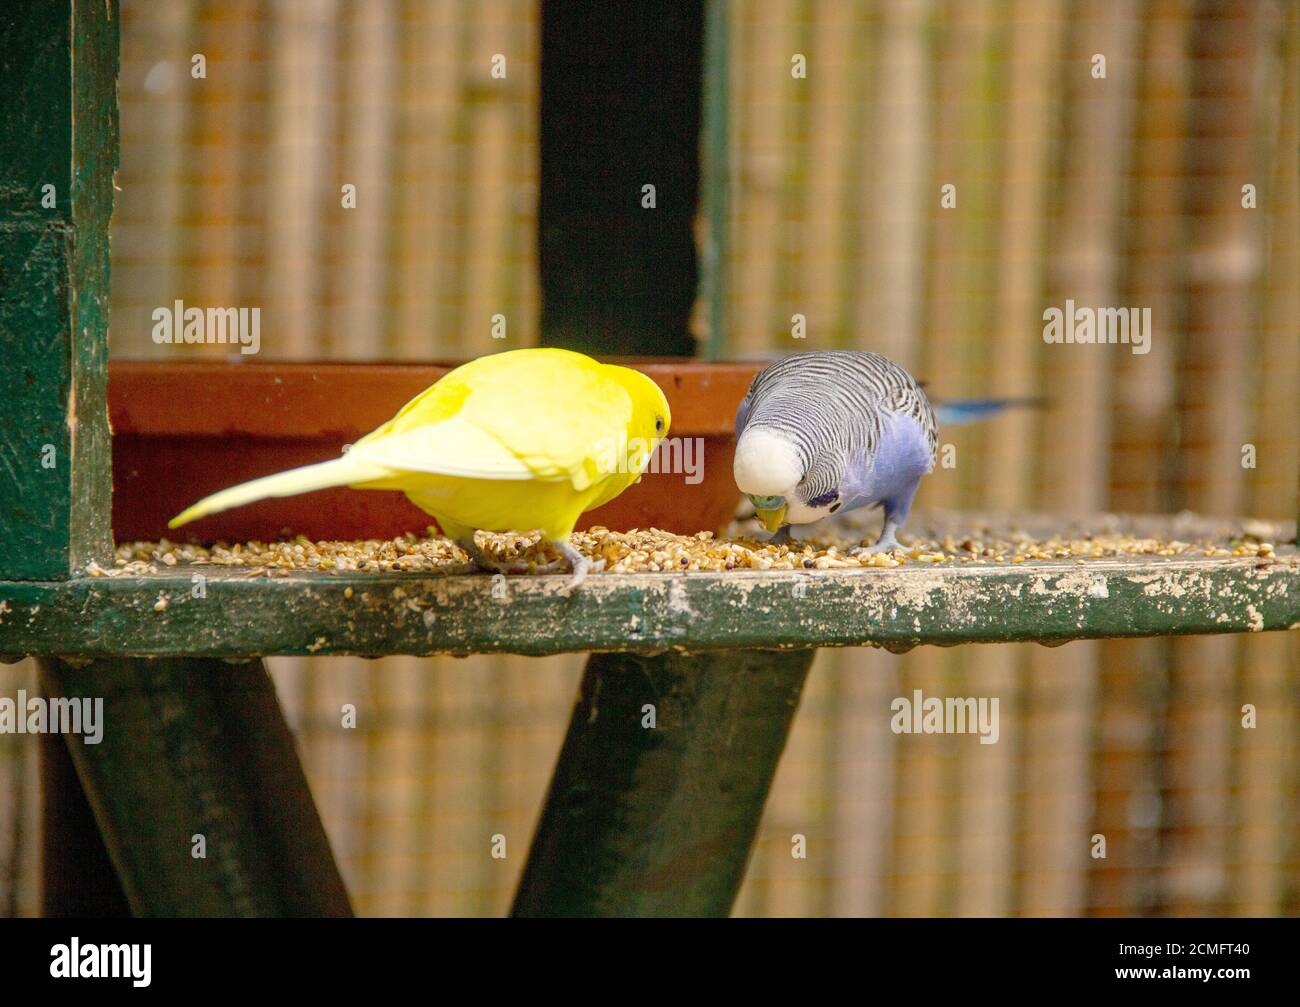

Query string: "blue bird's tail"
[[932, 397, 1046, 427]]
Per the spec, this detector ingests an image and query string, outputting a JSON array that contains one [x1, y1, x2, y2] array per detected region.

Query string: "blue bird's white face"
[[735, 428, 846, 531]]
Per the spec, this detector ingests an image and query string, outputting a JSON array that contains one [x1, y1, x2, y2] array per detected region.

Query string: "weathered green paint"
[[36, 656, 353, 917], [512, 648, 814, 916], [0, 2, 117, 580], [0, 10, 72, 218], [2, 554, 1295, 658]]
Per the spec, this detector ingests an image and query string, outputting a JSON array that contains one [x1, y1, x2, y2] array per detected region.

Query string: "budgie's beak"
[[755, 503, 787, 532]]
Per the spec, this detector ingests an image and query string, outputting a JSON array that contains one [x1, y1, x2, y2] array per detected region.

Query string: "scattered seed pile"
[[98, 522, 1285, 578]]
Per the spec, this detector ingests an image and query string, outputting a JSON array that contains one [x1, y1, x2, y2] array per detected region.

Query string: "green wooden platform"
[[3, 550, 1297, 659]]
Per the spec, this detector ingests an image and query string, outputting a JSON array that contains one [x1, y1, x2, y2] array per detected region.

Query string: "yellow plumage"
[[169, 348, 671, 584]]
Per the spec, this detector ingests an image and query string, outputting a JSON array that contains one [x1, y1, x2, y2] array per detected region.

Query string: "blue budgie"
[[733, 350, 1035, 553]]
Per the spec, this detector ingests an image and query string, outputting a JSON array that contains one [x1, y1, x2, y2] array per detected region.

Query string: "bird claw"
[[456, 537, 535, 575], [459, 536, 603, 589], [851, 534, 903, 556], [849, 519, 906, 557], [559, 543, 604, 591], [523, 555, 571, 575]]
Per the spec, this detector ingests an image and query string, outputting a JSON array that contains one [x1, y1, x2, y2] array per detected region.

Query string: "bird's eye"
[[655, 416, 665, 435]]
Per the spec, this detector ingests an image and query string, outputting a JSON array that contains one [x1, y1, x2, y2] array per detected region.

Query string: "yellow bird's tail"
[[168, 454, 393, 529]]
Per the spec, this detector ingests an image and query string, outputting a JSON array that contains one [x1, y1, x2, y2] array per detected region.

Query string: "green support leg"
[[37, 657, 352, 917], [512, 649, 815, 917], [41, 731, 131, 917]]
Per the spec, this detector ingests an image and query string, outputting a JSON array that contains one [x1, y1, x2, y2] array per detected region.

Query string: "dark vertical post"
[[526, 0, 809, 916], [700, 0, 730, 360], [38, 657, 353, 917], [0, 1, 116, 580], [513, 650, 815, 917], [539, 0, 703, 355]]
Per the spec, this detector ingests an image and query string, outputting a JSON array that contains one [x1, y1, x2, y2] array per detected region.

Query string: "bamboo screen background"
[[2, 0, 1297, 916]]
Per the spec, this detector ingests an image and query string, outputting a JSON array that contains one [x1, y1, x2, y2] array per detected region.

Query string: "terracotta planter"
[[108, 360, 761, 543]]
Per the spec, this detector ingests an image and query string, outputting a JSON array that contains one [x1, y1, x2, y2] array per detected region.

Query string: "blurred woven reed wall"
[[724, 0, 1299, 918], [2, 0, 1296, 916]]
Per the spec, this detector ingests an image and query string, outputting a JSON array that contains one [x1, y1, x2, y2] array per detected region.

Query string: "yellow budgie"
[[169, 348, 671, 586]]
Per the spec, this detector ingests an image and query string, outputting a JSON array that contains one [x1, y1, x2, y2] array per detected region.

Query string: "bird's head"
[[607, 365, 671, 476], [733, 427, 841, 532]]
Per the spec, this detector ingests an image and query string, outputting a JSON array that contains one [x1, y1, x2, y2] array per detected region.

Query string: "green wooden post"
[[512, 649, 814, 916], [0, 1, 116, 580], [1, 0, 128, 920], [1, 2, 352, 918], [37, 656, 353, 917]]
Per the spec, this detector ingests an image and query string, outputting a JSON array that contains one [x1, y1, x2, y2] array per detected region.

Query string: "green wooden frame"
[[0, 0, 115, 580], [1, 2, 351, 918], [1, 0, 1295, 919]]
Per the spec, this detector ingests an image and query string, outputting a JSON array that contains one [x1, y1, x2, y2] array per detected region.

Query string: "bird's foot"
[[456, 537, 533, 576], [766, 525, 793, 547], [457, 536, 604, 587], [851, 525, 904, 556], [558, 540, 605, 591]]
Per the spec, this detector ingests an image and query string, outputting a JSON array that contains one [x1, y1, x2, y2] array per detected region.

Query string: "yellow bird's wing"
[[351, 349, 631, 490]]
